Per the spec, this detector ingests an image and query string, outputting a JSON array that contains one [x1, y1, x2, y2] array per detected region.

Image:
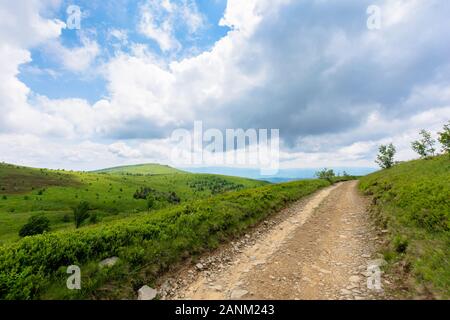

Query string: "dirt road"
[[161, 181, 390, 300]]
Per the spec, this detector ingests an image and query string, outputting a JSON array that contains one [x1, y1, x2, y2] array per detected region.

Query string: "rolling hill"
[[93, 163, 185, 175], [0, 166, 329, 299], [0, 162, 267, 244]]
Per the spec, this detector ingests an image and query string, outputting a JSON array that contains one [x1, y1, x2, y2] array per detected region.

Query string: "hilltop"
[[93, 163, 184, 175]]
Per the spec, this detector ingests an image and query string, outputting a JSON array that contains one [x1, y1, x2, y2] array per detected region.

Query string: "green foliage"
[[0, 162, 266, 243], [19, 216, 50, 237], [411, 129, 436, 158], [187, 176, 244, 194], [438, 121, 450, 154], [392, 234, 408, 253], [146, 194, 155, 211], [0, 179, 328, 299], [135, 187, 181, 209], [89, 213, 99, 224], [315, 168, 335, 183], [167, 191, 180, 204], [359, 155, 450, 298], [133, 187, 153, 199], [375, 143, 396, 169], [73, 201, 90, 228]]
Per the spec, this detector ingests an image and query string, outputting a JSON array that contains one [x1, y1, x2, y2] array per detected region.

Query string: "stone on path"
[[138, 285, 158, 300], [196, 263, 204, 270], [230, 289, 248, 299]]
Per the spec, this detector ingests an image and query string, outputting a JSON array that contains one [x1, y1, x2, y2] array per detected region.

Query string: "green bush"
[[18, 216, 50, 237], [375, 143, 396, 169], [73, 201, 90, 228], [393, 235, 408, 253], [315, 168, 335, 183], [89, 213, 99, 224]]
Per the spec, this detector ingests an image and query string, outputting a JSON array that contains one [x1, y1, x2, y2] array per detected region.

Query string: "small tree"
[[375, 143, 396, 169], [411, 129, 436, 158], [315, 168, 335, 183], [438, 121, 450, 155], [73, 201, 90, 228], [19, 216, 50, 237]]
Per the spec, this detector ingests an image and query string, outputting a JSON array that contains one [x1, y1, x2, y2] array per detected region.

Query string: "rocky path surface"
[[159, 181, 391, 300]]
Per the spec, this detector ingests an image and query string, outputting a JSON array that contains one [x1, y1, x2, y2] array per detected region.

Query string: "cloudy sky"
[[0, 0, 449, 171]]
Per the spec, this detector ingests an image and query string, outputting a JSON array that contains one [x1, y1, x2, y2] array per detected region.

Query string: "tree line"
[[376, 121, 450, 169]]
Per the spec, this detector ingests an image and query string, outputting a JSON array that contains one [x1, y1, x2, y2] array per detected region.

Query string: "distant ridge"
[[182, 166, 377, 181], [93, 163, 185, 175]]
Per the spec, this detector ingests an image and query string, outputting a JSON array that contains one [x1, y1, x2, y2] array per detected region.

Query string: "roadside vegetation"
[[361, 122, 450, 299], [0, 178, 329, 299], [315, 168, 359, 183], [0, 163, 266, 243]]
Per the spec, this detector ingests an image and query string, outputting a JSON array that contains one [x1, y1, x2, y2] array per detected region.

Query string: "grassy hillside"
[[0, 163, 267, 244], [359, 155, 449, 298], [0, 178, 329, 299], [93, 163, 184, 175]]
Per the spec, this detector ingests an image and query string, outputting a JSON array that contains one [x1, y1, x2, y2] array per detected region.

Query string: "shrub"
[[315, 168, 335, 183], [393, 235, 408, 253], [89, 213, 99, 224], [167, 191, 180, 204], [411, 129, 436, 158], [438, 121, 450, 154], [133, 187, 153, 199], [375, 143, 396, 169], [73, 201, 90, 228], [19, 216, 50, 237]]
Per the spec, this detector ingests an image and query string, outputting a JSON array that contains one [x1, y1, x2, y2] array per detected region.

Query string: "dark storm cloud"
[[194, 0, 450, 147]]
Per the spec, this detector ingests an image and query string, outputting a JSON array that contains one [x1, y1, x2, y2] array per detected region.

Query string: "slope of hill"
[[0, 178, 329, 299], [0, 163, 81, 194], [0, 163, 267, 244], [93, 163, 184, 175], [359, 155, 450, 298]]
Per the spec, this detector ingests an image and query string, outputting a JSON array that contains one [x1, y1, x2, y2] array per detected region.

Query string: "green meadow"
[[0, 162, 329, 299], [0, 163, 266, 244], [359, 155, 450, 298]]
